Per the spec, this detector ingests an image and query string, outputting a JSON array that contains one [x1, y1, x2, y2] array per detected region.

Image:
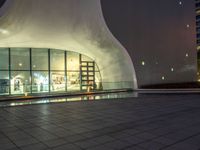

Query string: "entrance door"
[[80, 61, 95, 91]]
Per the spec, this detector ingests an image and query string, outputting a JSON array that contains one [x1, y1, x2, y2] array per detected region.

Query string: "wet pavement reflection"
[[1, 90, 200, 107], [0, 92, 138, 107]]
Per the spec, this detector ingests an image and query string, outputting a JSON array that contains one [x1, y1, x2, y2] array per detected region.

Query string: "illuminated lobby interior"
[[0, 48, 105, 95]]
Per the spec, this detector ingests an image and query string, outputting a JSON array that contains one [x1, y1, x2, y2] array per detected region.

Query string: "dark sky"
[[101, 0, 196, 86], [0, 0, 6, 8]]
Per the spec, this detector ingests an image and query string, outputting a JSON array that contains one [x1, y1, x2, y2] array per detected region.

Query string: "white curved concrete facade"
[[0, 0, 137, 90]]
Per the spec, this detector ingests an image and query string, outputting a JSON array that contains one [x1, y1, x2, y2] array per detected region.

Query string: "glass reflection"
[[32, 71, 49, 93], [67, 72, 80, 91], [11, 71, 30, 94], [51, 50, 65, 70], [11, 48, 30, 70], [0, 48, 102, 95], [0, 71, 9, 95], [51, 72, 65, 92], [32, 48, 48, 70], [67, 52, 80, 71], [0, 48, 9, 70], [0, 92, 137, 107]]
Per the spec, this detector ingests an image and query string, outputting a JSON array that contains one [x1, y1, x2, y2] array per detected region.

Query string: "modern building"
[[0, 0, 197, 96], [196, 0, 200, 81], [0, 0, 137, 96]]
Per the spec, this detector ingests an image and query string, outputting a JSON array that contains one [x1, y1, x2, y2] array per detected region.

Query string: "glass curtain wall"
[[0, 48, 101, 95], [10, 48, 31, 94], [0, 48, 9, 95], [50, 50, 65, 92], [32, 48, 49, 93], [67, 52, 80, 91]]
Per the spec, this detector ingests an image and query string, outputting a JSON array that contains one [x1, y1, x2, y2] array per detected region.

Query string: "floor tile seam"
[[2, 109, 38, 125], [21, 120, 68, 137], [0, 130, 21, 150], [124, 106, 200, 128], [17, 123, 59, 145], [120, 121, 200, 148], [0, 101, 184, 116], [73, 140, 107, 150], [42, 139, 86, 150], [120, 128, 194, 150], [64, 131, 116, 143], [118, 129, 176, 148], [2, 108, 197, 135], [126, 120, 200, 146], [117, 137, 155, 150], [18, 142, 49, 150], [38, 138, 72, 149], [160, 132, 200, 150], [74, 118, 173, 140], [2, 120, 41, 138], [81, 136, 135, 150]]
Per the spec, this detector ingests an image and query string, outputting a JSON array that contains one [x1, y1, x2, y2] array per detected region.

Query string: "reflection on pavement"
[[0, 92, 138, 107]]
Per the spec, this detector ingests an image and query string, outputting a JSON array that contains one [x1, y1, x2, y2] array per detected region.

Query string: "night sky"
[[101, 0, 196, 86]]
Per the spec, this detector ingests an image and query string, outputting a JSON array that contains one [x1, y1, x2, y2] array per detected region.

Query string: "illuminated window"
[[50, 50, 65, 70], [11, 48, 30, 70], [0, 48, 9, 70], [32, 48, 48, 70]]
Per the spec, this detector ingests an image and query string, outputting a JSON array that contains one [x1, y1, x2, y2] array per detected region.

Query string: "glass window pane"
[[51, 50, 65, 70], [88, 67, 94, 71], [0, 71, 9, 95], [82, 67, 87, 71], [82, 76, 87, 80], [32, 71, 49, 93], [67, 71, 80, 91], [67, 52, 79, 71], [11, 71, 31, 94], [11, 48, 30, 70], [88, 62, 94, 66], [50, 71, 65, 92], [32, 49, 48, 70], [0, 48, 9, 70], [82, 72, 87, 75], [89, 76, 94, 80], [89, 72, 94, 76], [81, 62, 87, 66]]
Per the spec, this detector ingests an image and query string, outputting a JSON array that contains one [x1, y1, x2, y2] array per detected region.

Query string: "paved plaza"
[[1, 93, 200, 150]]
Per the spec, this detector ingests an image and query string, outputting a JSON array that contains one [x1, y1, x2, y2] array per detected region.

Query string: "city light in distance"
[[141, 61, 145, 66], [162, 76, 165, 80]]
